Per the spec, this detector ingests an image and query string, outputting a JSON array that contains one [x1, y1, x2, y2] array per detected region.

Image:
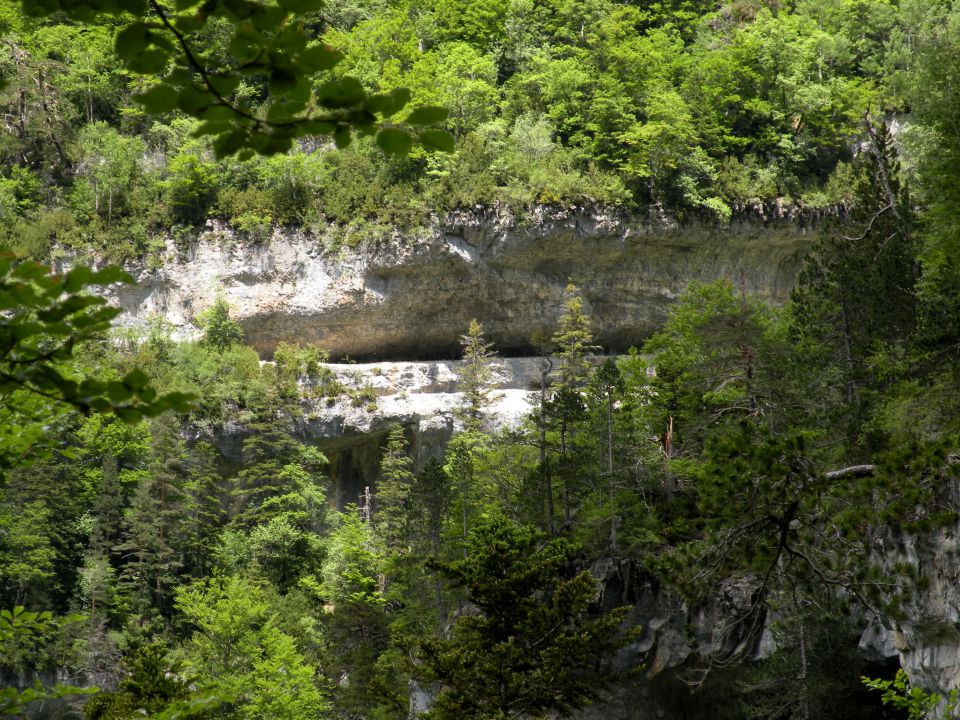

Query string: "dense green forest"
[[4, 0, 960, 718], [0, 0, 948, 260]]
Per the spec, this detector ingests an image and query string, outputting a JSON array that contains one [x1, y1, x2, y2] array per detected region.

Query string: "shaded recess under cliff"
[[203, 357, 540, 510], [108, 205, 825, 360]]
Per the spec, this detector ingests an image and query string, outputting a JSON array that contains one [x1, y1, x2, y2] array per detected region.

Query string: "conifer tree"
[[321, 509, 389, 718], [180, 441, 224, 579], [375, 425, 415, 553], [89, 454, 124, 559], [548, 284, 599, 527], [230, 422, 327, 528], [591, 358, 626, 552], [414, 517, 627, 720], [412, 458, 452, 626], [552, 283, 598, 391], [456, 319, 497, 433], [115, 417, 185, 612], [792, 119, 916, 441]]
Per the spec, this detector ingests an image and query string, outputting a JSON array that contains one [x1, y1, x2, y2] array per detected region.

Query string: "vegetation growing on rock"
[[4, 0, 960, 719]]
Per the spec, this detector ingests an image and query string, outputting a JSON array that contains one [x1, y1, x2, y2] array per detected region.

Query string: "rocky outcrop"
[[876, 514, 960, 705], [107, 207, 818, 360], [204, 357, 542, 507]]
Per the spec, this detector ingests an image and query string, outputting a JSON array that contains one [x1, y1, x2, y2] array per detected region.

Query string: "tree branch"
[[824, 465, 876, 481]]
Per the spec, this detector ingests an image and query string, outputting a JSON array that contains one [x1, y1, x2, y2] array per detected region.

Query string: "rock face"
[[107, 207, 818, 360], [206, 356, 542, 507], [876, 502, 960, 706]]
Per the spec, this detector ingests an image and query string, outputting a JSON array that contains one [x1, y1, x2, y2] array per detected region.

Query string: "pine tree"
[[180, 441, 224, 579], [552, 283, 599, 391], [590, 358, 626, 552], [414, 518, 628, 720], [114, 417, 185, 612], [375, 425, 415, 553], [444, 432, 486, 555], [230, 421, 327, 528], [456, 319, 497, 433], [792, 119, 916, 442], [89, 454, 124, 558], [320, 509, 389, 718], [412, 458, 452, 627], [546, 284, 599, 528]]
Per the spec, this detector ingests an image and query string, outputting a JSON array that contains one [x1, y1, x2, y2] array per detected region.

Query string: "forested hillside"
[[0, 0, 938, 260], [3, 0, 960, 719]]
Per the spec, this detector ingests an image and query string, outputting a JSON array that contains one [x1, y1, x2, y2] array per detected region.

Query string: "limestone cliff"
[[107, 206, 819, 359]]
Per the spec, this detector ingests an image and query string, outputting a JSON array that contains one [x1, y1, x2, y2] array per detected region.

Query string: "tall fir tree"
[[552, 284, 598, 391], [89, 454, 124, 559], [456, 319, 497, 433], [411, 458, 452, 627], [375, 425, 415, 554], [547, 283, 599, 528], [791, 119, 917, 445], [115, 416, 186, 613], [180, 441, 224, 579]]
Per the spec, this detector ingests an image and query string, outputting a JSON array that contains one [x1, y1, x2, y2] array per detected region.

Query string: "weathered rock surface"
[[107, 207, 817, 360], [876, 511, 960, 706], [203, 356, 543, 506]]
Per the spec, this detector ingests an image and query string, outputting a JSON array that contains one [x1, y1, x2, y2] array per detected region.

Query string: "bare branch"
[[824, 465, 876, 480]]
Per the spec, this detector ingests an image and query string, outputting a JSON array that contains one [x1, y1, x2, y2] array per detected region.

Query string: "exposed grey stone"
[[99, 209, 815, 360]]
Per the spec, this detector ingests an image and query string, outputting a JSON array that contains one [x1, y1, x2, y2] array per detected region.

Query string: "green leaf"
[[207, 75, 241, 96], [317, 77, 366, 108], [296, 44, 343, 72], [134, 84, 179, 113], [251, 5, 286, 31], [90, 266, 133, 285], [122, 369, 150, 391], [376, 127, 412, 157], [277, 0, 323, 11], [114, 407, 142, 424], [177, 86, 211, 114], [366, 88, 409, 118], [173, 11, 206, 33], [333, 126, 351, 149], [194, 120, 234, 137], [229, 27, 262, 63], [213, 130, 248, 158], [199, 105, 238, 123], [127, 48, 170, 75], [114, 22, 150, 61], [268, 68, 297, 95], [301, 120, 336, 136], [63, 266, 93, 293], [406, 106, 449, 126], [420, 129, 455, 153], [106, 381, 131, 403]]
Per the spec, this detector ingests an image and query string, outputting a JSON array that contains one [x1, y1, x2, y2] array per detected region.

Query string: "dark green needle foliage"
[[4, 2, 960, 719], [414, 517, 629, 720], [84, 642, 189, 720]]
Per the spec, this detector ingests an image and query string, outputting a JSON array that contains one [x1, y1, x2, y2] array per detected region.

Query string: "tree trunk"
[[540, 357, 555, 534], [839, 302, 856, 405], [607, 391, 617, 553]]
